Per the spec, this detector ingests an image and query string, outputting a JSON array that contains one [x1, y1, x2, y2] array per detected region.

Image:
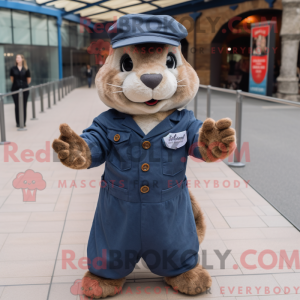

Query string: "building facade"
[[175, 0, 285, 87], [0, 0, 91, 96], [0, 0, 299, 99]]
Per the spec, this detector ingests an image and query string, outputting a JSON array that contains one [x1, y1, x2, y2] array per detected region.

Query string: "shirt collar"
[[113, 109, 182, 139]]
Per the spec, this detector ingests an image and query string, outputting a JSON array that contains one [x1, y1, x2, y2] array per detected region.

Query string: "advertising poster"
[[249, 22, 276, 96]]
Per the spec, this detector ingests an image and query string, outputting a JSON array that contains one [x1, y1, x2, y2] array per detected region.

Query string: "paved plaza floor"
[[0, 87, 299, 300]]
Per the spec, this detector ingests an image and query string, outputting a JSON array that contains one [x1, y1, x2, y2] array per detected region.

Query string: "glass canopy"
[[36, 0, 193, 22]]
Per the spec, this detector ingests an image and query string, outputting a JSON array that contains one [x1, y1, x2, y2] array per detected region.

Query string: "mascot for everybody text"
[[53, 14, 236, 298]]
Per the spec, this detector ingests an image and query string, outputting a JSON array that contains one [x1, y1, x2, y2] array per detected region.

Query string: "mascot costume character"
[[52, 14, 236, 298]]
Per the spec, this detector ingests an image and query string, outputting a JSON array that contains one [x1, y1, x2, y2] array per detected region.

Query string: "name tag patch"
[[163, 131, 187, 150]]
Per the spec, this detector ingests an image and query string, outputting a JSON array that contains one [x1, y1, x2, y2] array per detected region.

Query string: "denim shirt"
[[80, 108, 203, 202]]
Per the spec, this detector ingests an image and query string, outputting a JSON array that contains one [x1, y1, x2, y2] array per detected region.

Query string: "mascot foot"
[[164, 264, 212, 295], [81, 271, 126, 299]]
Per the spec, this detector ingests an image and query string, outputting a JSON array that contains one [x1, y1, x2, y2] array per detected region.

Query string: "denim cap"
[[107, 14, 188, 49]]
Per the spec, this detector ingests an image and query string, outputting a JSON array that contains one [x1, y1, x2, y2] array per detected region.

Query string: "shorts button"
[[141, 163, 150, 172], [114, 134, 120, 142], [140, 186, 149, 193], [142, 141, 151, 149]]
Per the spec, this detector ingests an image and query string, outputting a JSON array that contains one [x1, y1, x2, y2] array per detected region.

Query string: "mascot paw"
[[52, 123, 92, 170], [164, 264, 212, 295], [81, 271, 126, 299], [199, 118, 236, 162]]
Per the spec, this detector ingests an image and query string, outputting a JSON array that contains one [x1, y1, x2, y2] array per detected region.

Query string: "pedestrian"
[[10, 54, 31, 127], [86, 65, 93, 88], [239, 56, 249, 92]]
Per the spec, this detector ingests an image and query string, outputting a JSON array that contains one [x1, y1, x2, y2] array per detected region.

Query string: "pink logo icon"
[[87, 39, 111, 65], [70, 278, 103, 298], [12, 169, 46, 202], [70, 279, 84, 295]]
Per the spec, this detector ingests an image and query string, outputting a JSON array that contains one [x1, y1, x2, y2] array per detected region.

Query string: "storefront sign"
[[249, 21, 276, 96]]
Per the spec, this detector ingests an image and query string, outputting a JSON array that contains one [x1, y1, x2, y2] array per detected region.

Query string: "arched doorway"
[[210, 9, 282, 90]]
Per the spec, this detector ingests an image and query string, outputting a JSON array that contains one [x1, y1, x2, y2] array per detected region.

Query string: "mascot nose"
[[140, 74, 163, 89]]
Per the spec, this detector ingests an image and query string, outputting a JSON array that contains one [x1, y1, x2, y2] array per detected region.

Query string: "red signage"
[[251, 56, 267, 84], [251, 26, 269, 84]]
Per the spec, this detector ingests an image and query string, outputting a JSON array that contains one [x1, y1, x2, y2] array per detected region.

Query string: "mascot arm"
[[198, 118, 236, 163], [187, 116, 204, 160], [52, 121, 111, 170], [80, 120, 111, 169]]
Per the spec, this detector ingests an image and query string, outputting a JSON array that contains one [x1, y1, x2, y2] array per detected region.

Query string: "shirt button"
[[140, 185, 149, 193], [114, 134, 120, 142], [142, 141, 151, 149], [141, 163, 150, 172]]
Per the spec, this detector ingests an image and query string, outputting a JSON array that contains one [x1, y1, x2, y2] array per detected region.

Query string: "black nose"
[[140, 74, 163, 89]]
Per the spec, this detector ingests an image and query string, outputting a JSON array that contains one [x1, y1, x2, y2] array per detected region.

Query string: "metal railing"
[[195, 84, 300, 167], [0, 76, 79, 145]]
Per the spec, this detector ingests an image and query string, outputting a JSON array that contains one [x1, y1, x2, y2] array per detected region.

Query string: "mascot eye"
[[120, 54, 133, 72], [166, 53, 177, 69]]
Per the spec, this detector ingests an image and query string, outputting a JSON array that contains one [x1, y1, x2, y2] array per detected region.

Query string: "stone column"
[[277, 0, 300, 101]]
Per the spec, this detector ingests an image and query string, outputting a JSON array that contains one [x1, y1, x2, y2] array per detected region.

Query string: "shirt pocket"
[[107, 130, 131, 171], [161, 141, 186, 176]]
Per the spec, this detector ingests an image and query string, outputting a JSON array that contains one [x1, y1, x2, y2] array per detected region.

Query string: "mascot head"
[[95, 14, 199, 115]]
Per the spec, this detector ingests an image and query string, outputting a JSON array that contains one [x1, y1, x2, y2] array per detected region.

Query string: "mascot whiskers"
[[53, 14, 236, 298]]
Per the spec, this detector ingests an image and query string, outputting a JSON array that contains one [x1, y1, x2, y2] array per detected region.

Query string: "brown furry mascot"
[[53, 14, 236, 298]]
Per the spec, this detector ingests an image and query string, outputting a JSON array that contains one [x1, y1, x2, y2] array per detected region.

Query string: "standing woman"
[[10, 54, 31, 127], [86, 65, 93, 88]]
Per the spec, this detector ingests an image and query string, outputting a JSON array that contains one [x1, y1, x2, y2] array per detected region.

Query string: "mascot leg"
[[189, 189, 207, 244], [164, 264, 212, 295], [164, 190, 211, 295], [81, 271, 126, 299]]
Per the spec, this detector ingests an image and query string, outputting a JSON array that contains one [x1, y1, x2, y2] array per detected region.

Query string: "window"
[[0, 8, 89, 50], [48, 17, 58, 46], [77, 24, 84, 49], [31, 13, 48, 46], [0, 9, 12, 44], [69, 22, 77, 48], [12, 10, 31, 45], [84, 30, 90, 49], [61, 20, 70, 47]]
